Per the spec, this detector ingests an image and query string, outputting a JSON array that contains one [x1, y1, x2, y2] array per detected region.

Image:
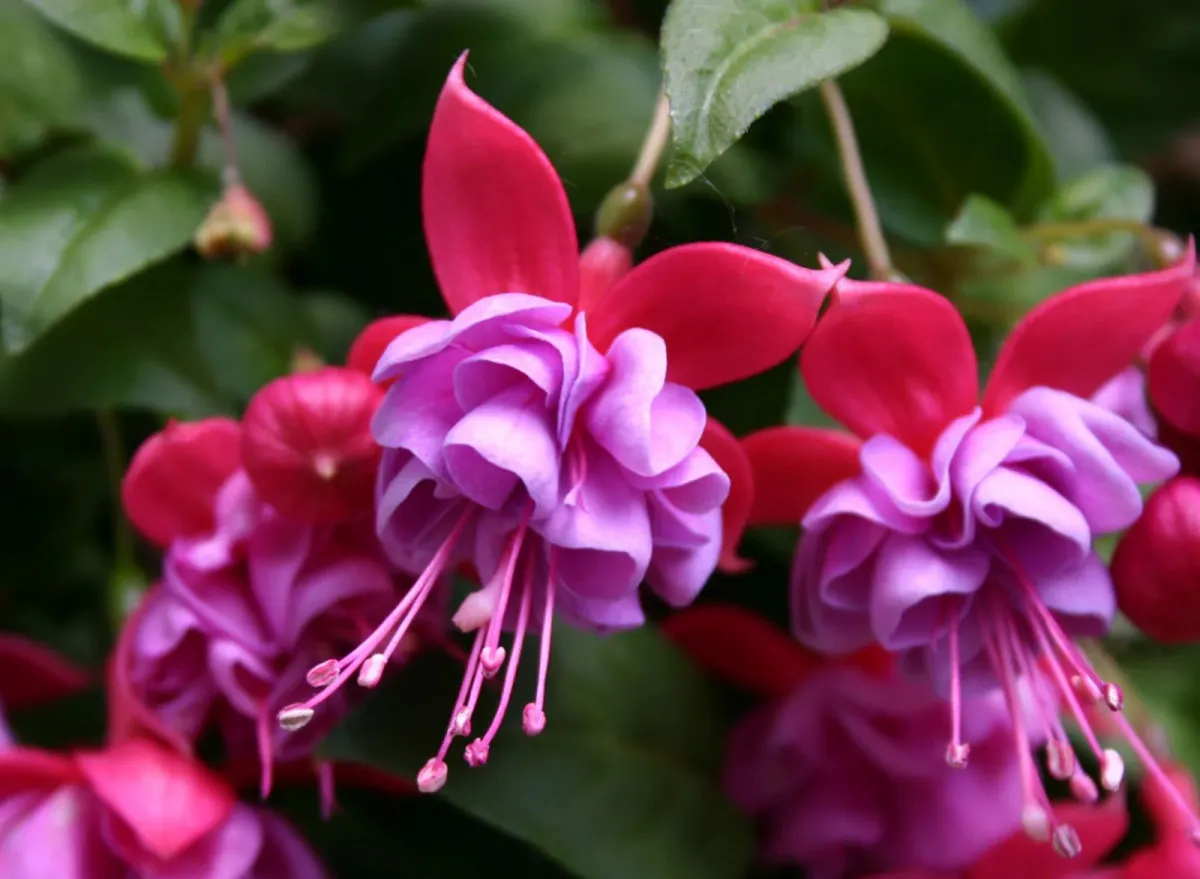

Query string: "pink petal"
[[660, 604, 822, 698], [422, 54, 579, 314], [75, 739, 236, 861], [742, 426, 863, 527], [699, 417, 754, 572], [801, 279, 978, 455], [121, 418, 242, 547], [586, 245, 847, 391], [0, 634, 90, 710], [345, 315, 432, 386], [983, 239, 1196, 414]]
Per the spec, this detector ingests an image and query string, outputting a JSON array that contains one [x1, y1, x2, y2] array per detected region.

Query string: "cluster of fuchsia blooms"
[[7, 54, 1200, 878]]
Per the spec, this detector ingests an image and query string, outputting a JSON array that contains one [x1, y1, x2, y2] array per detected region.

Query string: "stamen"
[[417, 758, 448, 793], [479, 514, 532, 676], [524, 549, 557, 734], [1022, 804, 1050, 842], [306, 659, 340, 688], [358, 654, 386, 689], [1100, 748, 1125, 792], [256, 704, 273, 799], [467, 555, 536, 764], [1107, 708, 1200, 839], [1103, 682, 1124, 712], [1028, 618, 1106, 764], [1069, 771, 1098, 804], [278, 704, 314, 731], [1052, 825, 1082, 859], [1046, 740, 1076, 781], [479, 646, 507, 678], [945, 603, 968, 769]]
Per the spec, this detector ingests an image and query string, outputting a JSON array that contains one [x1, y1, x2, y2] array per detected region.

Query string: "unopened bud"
[[306, 659, 340, 688], [1101, 749, 1125, 791], [417, 758, 448, 793], [945, 742, 970, 769], [194, 184, 272, 259], [1052, 825, 1082, 859], [594, 181, 652, 249], [358, 654, 386, 689], [523, 704, 546, 736], [278, 704, 314, 731]]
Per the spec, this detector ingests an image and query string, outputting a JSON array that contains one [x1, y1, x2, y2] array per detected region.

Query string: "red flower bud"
[[121, 418, 242, 546], [1148, 318, 1200, 437], [194, 184, 272, 259], [241, 367, 384, 522], [1112, 476, 1200, 643], [346, 315, 430, 385]]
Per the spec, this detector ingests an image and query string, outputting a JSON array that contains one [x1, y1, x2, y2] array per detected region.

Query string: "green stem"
[[819, 79, 893, 280], [169, 78, 206, 169], [1022, 218, 1155, 241]]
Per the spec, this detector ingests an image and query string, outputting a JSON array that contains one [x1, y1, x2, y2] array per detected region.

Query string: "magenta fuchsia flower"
[[0, 736, 327, 878], [741, 247, 1200, 848], [280, 54, 846, 791], [116, 399, 414, 799]]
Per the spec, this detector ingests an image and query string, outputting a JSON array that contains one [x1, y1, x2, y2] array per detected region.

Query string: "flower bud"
[[1112, 476, 1200, 643], [241, 367, 383, 522], [346, 315, 430, 387], [121, 418, 242, 546], [594, 181, 652, 249], [1149, 318, 1200, 439], [194, 184, 272, 259]]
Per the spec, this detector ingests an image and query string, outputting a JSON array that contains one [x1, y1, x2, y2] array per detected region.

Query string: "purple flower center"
[[794, 385, 1198, 847], [280, 293, 730, 789]]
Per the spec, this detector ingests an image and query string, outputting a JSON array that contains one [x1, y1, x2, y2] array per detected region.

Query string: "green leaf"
[[0, 0, 86, 128], [1033, 165, 1154, 271], [20, 0, 170, 62], [662, 0, 889, 188], [866, 0, 1054, 214], [211, 0, 340, 65], [946, 193, 1037, 265], [0, 145, 213, 353], [0, 261, 308, 415], [1022, 70, 1115, 184], [323, 626, 754, 879]]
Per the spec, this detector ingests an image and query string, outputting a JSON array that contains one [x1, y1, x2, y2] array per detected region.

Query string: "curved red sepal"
[[76, 738, 236, 861], [121, 418, 241, 547], [967, 802, 1127, 879], [660, 604, 822, 698], [587, 245, 847, 391], [0, 748, 82, 798], [107, 586, 195, 756], [984, 240, 1196, 414], [0, 634, 90, 710], [742, 425, 862, 527], [346, 315, 432, 384], [423, 54, 579, 314], [700, 417, 754, 573], [801, 279, 978, 456], [1149, 318, 1200, 437]]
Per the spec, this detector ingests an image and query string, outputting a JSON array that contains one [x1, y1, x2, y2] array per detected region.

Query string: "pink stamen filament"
[[1107, 708, 1200, 839], [435, 628, 488, 763], [289, 507, 472, 719], [946, 603, 965, 763], [531, 549, 558, 720], [472, 557, 535, 757], [256, 704, 273, 799], [482, 513, 532, 666]]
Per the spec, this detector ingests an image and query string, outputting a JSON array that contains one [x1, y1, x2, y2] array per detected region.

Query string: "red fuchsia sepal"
[[347, 315, 432, 383], [121, 417, 242, 547], [697, 419, 755, 573], [0, 633, 90, 711], [1148, 317, 1200, 440], [240, 366, 384, 522]]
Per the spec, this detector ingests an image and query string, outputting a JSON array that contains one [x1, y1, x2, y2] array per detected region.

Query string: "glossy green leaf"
[[866, 0, 1053, 214], [0, 146, 213, 353], [946, 194, 1037, 265], [323, 626, 754, 879], [0, 0, 86, 128], [0, 261, 308, 416], [1022, 70, 1115, 183], [662, 0, 889, 188], [211, 0, 340, 65], [20, 0, 170, 62]]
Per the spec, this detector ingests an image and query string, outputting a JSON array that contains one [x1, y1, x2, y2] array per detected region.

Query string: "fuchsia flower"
[[279, 54, 845, 791], [741, 248, 1200, 849], [662, 606, 1033, 878], [116, 377, 416, 799]]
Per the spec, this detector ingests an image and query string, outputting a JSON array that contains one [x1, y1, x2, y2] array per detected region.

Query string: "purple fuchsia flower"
[[740, 246, 1200, 850], [661, 604, 1033, 878], [116, 381, 417, 800], [278, 54, 846, 791]]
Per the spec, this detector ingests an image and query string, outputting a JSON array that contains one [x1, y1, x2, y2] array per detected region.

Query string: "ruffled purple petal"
[[1090, 366, 1157, 438]]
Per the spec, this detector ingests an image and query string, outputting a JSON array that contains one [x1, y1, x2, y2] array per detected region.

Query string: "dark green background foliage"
[[3, 1, 1200, 877]]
